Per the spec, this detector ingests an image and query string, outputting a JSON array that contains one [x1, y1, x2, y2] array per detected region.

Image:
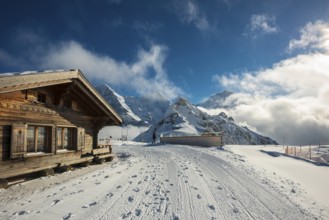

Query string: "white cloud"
[[40, 41, 183, 99], [213, 21, 329, 145], [289, 20, 329, 52], [174, 0, 210, 32], [244, 14, 278, 38]]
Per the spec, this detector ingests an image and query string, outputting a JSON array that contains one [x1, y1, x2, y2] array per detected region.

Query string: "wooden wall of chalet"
[[0, 87, 98, 162]]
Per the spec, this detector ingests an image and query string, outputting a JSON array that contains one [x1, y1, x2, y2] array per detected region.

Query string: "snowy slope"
[[96, 84, 141, 124], [135, 97, 277, 145], [197, 90, 234, 109], [0, 143, 323, 219], [124, 94, 171, 125], [96, 84, 170, 126]]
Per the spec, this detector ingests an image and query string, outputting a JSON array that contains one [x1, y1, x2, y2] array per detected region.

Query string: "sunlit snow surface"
[[0, 142, 327, 219]]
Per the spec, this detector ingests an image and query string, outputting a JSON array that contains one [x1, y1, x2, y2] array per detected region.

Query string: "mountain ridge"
[[96, 84, 277, 145]]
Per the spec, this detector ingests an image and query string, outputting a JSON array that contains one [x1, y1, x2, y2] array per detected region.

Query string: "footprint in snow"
[[197, 194, 202, 199], [128, 196, 134, 202], [47, 193, 56, 198], [106, 192, 114, 199], [233, 207, 239, 213], [82, 201, 98, 208], [172, 213, 180, 220], [135, 209, 141, 216], [122, 211, 132, 219], [51, 199, 63, 206], [208, 205, 215, 211], [62, 213, 74, 220], [116, 185, 122, 189], [13, 210, 30, 216], [133, 187, 140, 192]]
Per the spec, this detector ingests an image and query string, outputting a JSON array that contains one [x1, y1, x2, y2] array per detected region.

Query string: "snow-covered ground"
[[0, 143, 327, 220]]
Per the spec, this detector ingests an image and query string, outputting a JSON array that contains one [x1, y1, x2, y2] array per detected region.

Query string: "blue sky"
[[1, 0, 329, 144]]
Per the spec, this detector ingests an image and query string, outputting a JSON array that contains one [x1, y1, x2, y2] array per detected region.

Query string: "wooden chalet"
[[0, 69, 122, 187]]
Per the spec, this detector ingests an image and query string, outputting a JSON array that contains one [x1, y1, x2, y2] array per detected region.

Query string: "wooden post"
[[93, 129, 99, 149], [294, 147, 296, 156], [309, 145, 311, 159]]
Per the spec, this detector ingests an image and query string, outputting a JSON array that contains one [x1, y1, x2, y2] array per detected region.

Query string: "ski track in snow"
[[0, 145, 317, 220]]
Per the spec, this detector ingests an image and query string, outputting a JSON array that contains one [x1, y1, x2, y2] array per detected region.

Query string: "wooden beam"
[[0, 79, 73, 94]]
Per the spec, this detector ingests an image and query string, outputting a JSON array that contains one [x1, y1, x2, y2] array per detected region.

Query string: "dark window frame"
[[26, 125, 52, 154]]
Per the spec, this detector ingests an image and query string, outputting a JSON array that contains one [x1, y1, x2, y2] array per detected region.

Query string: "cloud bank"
[[213, 20, 329, 145], [37, 41, 182, 100]]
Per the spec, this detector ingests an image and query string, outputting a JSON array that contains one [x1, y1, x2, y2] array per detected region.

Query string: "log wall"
[[0, 87, 104, 178]]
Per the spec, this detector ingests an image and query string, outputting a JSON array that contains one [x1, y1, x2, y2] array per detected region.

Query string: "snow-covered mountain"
[[96, 84, 142, 124], [96, 84, 170, 126], [197, 90, 233, 109], [97, 84, 277, 145], [135, 97, 277, 145]]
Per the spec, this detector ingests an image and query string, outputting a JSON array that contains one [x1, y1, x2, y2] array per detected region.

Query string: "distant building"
[[0, 69, 122, 187], [160, 132, 223, 147]]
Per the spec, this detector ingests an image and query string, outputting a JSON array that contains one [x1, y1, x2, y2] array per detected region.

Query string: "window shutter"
[[11, 123, 27, 159], [77, 127, 85, 151]]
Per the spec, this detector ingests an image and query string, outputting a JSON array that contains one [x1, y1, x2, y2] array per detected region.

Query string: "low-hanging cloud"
[[40, 41, 183, 99], [213, 20, 329, 145]]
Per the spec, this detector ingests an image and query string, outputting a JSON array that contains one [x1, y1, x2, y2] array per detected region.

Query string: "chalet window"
[[37, 92, 46, 103], [26, 125, 51, 153], [57, 127, 74, 150]]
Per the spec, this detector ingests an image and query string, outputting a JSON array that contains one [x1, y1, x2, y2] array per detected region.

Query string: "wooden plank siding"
[[0, 97, 96, 158]]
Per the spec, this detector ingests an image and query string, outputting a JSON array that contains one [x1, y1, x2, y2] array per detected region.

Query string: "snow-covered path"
[[0, 144, 314, 220]]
